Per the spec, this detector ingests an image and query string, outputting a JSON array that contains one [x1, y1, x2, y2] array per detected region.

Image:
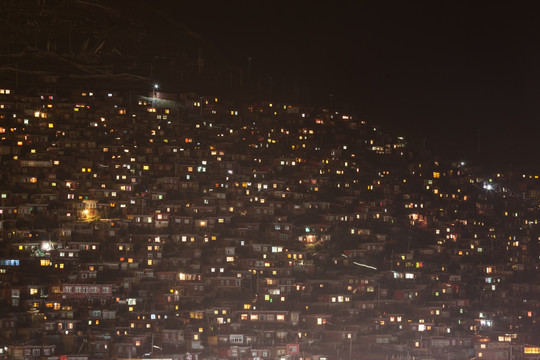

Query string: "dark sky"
[[171, 1, 540, 165]]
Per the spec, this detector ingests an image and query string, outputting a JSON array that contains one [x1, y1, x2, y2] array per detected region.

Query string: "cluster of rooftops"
[[0, 87, 539, 359]]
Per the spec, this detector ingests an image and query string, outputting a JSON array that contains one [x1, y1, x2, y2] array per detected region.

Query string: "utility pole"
[[349, 335, 353, 360], [269, 77, 272, 102], [200, 97, 203, 120], [198, 48, 203, 74], [377, 281, 380, 308]]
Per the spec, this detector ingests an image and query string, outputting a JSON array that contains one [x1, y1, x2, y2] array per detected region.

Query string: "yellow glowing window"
[[525, 347, 540, 354], [190, 312, 204, 319]]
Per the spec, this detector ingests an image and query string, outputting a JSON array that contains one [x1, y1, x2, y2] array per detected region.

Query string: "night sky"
[[171, 1, 539, 165]]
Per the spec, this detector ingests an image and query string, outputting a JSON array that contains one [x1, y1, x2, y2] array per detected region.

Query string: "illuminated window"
[[525, 347, 540, 354]]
